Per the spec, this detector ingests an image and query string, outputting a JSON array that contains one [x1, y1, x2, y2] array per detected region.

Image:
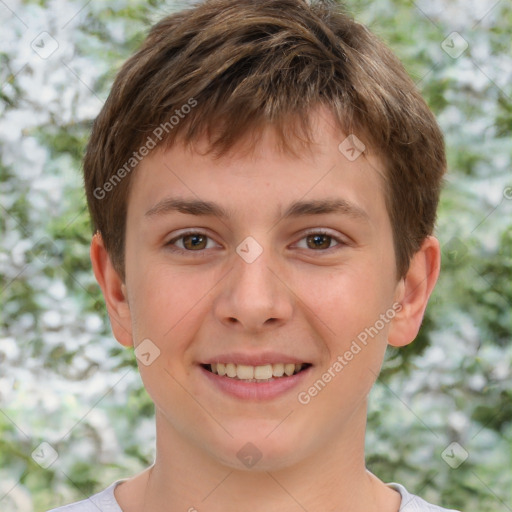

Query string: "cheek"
[[128, 262, 206, 333], [127, 267, 211, 416], [299, 287, 392, 419], [293, 262, 395, 410], [297, 263, 394, 344]]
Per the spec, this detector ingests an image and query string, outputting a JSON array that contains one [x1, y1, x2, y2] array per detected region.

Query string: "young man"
[[49, 0, 460, 510]]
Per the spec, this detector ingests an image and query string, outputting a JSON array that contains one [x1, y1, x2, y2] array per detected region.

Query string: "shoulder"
[[45, 481, 124, 512], [388, 482, 462, 512]]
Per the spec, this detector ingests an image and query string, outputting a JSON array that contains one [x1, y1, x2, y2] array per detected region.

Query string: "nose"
[[212, 243, 294, 333]]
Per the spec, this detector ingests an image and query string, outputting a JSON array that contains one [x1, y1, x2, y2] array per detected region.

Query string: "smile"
[[200, 362, 312, 400], [203, 362, 311, 381]]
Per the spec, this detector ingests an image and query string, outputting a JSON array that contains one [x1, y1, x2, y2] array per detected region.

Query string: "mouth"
[[201, 362, 312, 382]]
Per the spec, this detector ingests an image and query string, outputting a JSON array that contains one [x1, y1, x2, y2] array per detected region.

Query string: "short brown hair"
[[83, 0, 446, 280]]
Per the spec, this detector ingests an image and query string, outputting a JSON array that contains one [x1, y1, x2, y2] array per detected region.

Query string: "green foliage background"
[[1, 1, 510, 511]]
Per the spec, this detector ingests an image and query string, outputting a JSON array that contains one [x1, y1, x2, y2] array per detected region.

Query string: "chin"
[[208, 424, 308, 472]]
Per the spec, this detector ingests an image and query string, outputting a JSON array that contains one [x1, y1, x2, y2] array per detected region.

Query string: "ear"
[[90, 232, 133, 347], [388, 236, 440, 347]]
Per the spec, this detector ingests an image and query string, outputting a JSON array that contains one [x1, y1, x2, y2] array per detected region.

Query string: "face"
[[121, 108, 404, 471]]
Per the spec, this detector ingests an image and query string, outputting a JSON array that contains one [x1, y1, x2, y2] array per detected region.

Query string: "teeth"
[[254, 364, 273, 379], [237, 364, 254, 380], [284, 363, 295, 376], [273, 363, 284, 377], [226, 363, 237, 378], [217, 363, 226, 376], [208, 362, 306, 380]]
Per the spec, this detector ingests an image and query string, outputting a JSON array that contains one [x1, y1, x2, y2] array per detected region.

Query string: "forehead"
[[126, 109, 389, 230]]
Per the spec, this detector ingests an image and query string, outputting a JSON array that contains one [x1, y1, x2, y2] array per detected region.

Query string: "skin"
[[91, 106, 440, 512]]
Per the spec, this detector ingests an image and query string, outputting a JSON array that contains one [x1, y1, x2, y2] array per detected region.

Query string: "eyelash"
[[165, 229, 347, 255]]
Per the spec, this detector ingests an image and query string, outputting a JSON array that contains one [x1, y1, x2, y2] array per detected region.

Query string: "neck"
[[121, 402, 400, 512]]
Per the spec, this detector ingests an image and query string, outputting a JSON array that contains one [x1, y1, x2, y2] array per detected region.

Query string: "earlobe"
[[387, 236, 440, 347], [90, 232, 133, 347]]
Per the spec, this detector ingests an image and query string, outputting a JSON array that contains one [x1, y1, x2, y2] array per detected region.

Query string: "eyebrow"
[[144, 197, 369, 222]]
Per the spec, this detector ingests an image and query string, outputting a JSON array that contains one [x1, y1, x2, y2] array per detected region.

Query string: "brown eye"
[[305, 233, 334, 250], [294, 230, 346, 252], [181, 233, 208, 250], [166, 231, 217, 253]]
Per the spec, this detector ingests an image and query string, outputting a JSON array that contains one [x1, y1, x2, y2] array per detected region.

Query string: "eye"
[[295, 230, 346, 251], [165, 229, 347, 254], [166, 231, 218, 252]]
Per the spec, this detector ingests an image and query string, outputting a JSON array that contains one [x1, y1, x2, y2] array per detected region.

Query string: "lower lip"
[[199, 365, 312, 401]]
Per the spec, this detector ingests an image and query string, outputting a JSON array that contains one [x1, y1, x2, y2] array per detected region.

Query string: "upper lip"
[[200, 352, 312, 366]]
